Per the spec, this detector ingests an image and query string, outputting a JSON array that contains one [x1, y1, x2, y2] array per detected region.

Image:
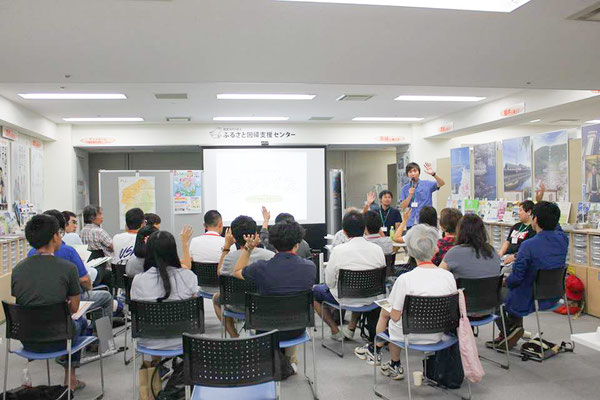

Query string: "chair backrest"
[[183, 330, 282, 387], [219, 275, 258, 308], [191, 262, 219, 287], [402, 293, 460, 335], [111, 263, 127, 291], [337, 267, 387, 299], [384, 254, 396, 277], [2, 301, 72, 342], [534, 267, 566, 300], [456, 275, 503, 313], [124, 275, 134, 304], [129, 297, 204, 339], [244, 290, 314, 332], [310, 251, 321, 283]]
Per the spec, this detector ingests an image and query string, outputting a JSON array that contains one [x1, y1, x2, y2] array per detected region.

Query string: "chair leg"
[[123, 316, 129, 365], [564, 294, 575, 351], [3, 339, 10, 400], [98, 341, 105, 400], [320, 302, 325, 348], [132, 339, 137, 400], [221, 305, 226, 338], [67, 339, 72, 400], [339, 307, 344, 357], [534, 300, 544, 361], [311, 332, 318, 399], [319, 303, 344, 357], [404, 338, 412, 400], [46, 359, 51, 385], [500, 308, 510, 369], [185, 385, 191, 400], [372, 335, 390, 400]]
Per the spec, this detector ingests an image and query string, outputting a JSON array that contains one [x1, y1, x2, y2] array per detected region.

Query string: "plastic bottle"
[[22, 368, 32, 387], [390, 226, 396, 239]]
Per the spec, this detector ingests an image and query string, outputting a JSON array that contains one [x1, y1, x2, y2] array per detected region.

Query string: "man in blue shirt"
[[400, 162, 445, 228], [489, 201, 568, 350]]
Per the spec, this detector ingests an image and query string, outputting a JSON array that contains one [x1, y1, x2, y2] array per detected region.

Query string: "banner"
[[503, 137, 532, 201], [173, 170, 202, 214], [450, 147, 471, 198]]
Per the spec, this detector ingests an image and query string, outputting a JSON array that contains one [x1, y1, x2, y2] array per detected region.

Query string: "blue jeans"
[[81, 289, 113, 322], [22, 317, 88, 367]]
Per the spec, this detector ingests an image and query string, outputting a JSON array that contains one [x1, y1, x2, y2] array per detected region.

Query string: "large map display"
[[118, 176, 156, 229]]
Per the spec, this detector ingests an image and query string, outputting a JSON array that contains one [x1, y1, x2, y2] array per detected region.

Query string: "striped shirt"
[[80, 223, 112, 256]]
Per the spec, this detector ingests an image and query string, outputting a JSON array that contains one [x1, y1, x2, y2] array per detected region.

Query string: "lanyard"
[[380, 207, 391, 225], [515, 223, 529, 235]]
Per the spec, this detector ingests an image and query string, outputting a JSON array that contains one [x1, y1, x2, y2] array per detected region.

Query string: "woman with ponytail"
[[130, 226, 198, 350]]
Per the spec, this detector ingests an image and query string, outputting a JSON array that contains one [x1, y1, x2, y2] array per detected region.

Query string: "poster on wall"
[[473, 142, 497, 199], [502, 136, 532, 202], [11, 140, 29, 202], [0, 140, 8, 209], [450, 147, 471, 199], [327, 169, 344, 234], [173, 170, 202, 214], [533, 130, 568, 202], [30, 146, 44, 211], [582, 123, 600, 202], [118, 176, 156, 229]]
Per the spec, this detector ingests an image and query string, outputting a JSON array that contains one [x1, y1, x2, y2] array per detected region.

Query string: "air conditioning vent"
[[567, 2, 600, 22], [154, 93, 188, 100], [336, 94, 374, 102], [309, 116, 334, 121], [166, 117, 191, 122]]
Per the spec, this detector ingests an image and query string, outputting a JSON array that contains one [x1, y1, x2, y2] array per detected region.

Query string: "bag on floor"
[[457, 290, 485, 383], [156, 358, 185, 400], [1, 385, 68, 400], [424, 342, 464, 389], [520, 337, 561, 360], [139, 360, 162, 400]]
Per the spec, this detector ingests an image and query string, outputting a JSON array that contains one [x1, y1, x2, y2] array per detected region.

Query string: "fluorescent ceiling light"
[[19, 93, 126, 100], [352, 117, 423, 122], [529, 119, 541, 123], [213, 117, 290, 121], [63, 117, 144, 122], [586, 120, 600, 124], [278, 0, 531, 13], [394, 95, 486, 102], [217, 94, 316, 100]]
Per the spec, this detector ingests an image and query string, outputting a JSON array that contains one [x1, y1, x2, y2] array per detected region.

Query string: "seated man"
[[233, 220, 316, 367], [313, 210, 385, 341], [362, 190, 402, 236], [498, 200, 536, 269], [81, 205, 113, 289], [259, 207, 312, 258], [189, 210, 225, 294], [112, 207, 144, 266], [62, 210, 83, 246], [363, 210, 393, 255], [13, 214, 87, 391], [213, 215, 275, 337], [488, 201, 568, 350]]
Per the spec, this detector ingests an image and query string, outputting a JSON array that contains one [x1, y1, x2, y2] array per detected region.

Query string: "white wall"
[[43, 124, 77, 211]]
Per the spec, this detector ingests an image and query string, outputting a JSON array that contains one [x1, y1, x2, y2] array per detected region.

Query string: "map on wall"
[[503, 136, 532, 202], [450, 147, 471, 199], [473, 142, 497, 199], [173, 170, 202, 214], [533, 130, 568, 202], [582, 123, 600, 202], [118, 176, 156, 229]]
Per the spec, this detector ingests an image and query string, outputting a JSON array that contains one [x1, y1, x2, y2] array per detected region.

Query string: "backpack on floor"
[[154, 357, 185, 400], [423, 342, 464, 389], [520, 336, 571, 361], [1, 385, 68, 400]]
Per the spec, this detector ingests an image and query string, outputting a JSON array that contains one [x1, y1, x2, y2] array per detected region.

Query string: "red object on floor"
[[553, 304, 581, 315]]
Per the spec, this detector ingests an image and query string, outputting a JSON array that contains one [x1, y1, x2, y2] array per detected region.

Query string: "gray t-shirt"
[[126, 256, 145, 277], [220, 247, 275, 276], [443, 245, 502, 280]]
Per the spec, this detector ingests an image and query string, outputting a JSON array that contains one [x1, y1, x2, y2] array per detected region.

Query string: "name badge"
[[382, 226, 388, 232], [411, 202, 419, 208], [511, 237, 518, 244]]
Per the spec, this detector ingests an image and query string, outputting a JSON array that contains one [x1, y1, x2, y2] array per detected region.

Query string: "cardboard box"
[[586, 266, 600, 318]]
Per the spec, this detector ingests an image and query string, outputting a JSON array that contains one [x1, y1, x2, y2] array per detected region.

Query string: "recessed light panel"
[[19, 93, 126, 100], [586, 120, 600, 124], [394, 95, 486, 102], [213, 117, 290, 121], [63, 117, 144, 122], [352, 117, 423, 122], [278, 0, 531, 13], [217, 94, 315, 100]]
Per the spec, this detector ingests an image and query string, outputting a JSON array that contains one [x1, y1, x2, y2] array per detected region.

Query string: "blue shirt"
[[242, 252, 316, 296], [505, 229, 569, 317], [400, 179, 439, 227], [28, 242, 88, 278]]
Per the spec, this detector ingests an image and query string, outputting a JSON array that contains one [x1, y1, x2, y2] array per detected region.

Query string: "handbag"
[[457, 289, 485, 383]]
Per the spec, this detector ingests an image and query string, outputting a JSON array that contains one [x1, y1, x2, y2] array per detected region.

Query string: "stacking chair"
[[2, 301, 104, 400], [183, 330, 282, 400], [457, 276, 510, 369], [218, 275, 257, 337], [310, 251, 322, 284], [109, 263, 132, 365], [244, 291, 318, 399], [191, 262, 220, 299], [321, 267, 387, 357], [373, 293, 470, 400], [384, 254, 396, 276], [130, 297, 205, 400], [527, 267, 574, 361]]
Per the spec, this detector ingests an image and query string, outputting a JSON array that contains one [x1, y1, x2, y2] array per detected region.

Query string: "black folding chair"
[[374, 293, 470, 400], [310, 251, 322, 284], [2, 301, 104, 400], [321, 267, 386, 357], [457, 276, 510, 369], [218, 275, 257, 338], [182, 330, 282, 400], [130, 297, 205, 400], [106, 263, 133, 365], [191, 262, 219, 299], [244, 291, 318, 399]]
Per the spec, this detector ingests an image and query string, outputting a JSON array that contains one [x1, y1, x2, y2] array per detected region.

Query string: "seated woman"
[[126, 223, 158, 277], [431, 208, 462, 266], [130, 227, 198, 350], [355, 224, 457, 380]]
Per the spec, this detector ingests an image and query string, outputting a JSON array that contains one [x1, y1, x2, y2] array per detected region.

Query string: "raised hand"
[[243, 233, 261, 251], [366, 191, 376, 205], [179, 225, 193, 244], [261, 206, 271, 223], [424, 162, 435, 176], [224, 227, 235, 247]]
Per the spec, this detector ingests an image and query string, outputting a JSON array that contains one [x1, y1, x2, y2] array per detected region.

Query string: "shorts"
[[313, 284, 338, 305]]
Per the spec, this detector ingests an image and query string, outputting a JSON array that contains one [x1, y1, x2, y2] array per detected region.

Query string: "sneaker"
[[342, 326, 356, 340], [381, 362, 404, 380], [330, 330, 343, 342], [365, 348, 382, 366], [291, 362, 298, 374], [485, 334, 504, 350], [505, 327, 524, 349], [354, 344, 370, 360]]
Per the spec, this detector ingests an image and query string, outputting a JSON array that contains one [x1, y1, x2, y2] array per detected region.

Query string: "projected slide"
[[203, 148, 325, 225]]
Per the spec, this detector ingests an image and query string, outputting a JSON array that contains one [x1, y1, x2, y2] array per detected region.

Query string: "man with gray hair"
[[355, 224, 457, 381]]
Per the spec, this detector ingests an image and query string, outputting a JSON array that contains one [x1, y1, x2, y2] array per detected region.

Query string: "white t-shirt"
[[131, 267, 200, 350], [189, 231, 225, 263], [63, 232, 83, 247], [325, 237, 386, 307], [112, 232, 137, 265], [388, 267, 457, 344]]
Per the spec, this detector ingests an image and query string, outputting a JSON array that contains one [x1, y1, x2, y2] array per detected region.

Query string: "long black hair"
[[143, 231, 182, 302], [134, 224, 159, 258], [455, 214, 494, 259]]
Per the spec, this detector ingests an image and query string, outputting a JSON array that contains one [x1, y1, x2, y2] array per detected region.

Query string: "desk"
[[571, 332, 600, 352]]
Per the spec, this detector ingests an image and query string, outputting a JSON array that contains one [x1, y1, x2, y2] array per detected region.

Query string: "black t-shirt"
[[372, 205, 402, 236], [11, 255, 81, 306], [506, 223, 536, 254]]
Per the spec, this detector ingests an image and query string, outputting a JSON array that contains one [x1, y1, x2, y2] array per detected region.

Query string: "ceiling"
[[0, 0, 599, 125]]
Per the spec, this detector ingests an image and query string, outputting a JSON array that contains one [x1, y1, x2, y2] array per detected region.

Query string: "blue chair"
[[218, 275, 257, 338], [244, 291, 318, 399], [130, 297, 204, 400], [191, 262, 219, 299], [373, 293, 471, 400], [321, 267, 387, 357], [182, 330, 282, 400], [2, 301, 104, 400], [457, 276, 510, 369]]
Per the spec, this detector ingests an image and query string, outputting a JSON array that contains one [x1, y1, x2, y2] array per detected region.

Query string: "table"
[[571, 331, 600, 352]]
